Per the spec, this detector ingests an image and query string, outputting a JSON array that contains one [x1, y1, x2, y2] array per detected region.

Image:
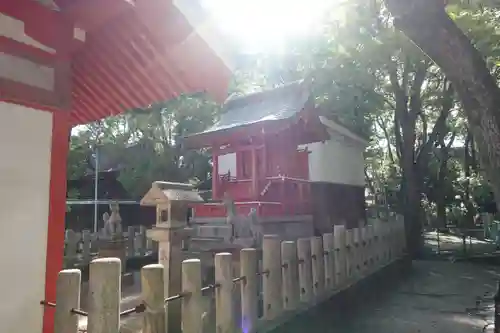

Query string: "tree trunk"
[[463, 131, 476, 227], [385, 0, 500, 215], [436, 162, 448, 229], [403, 167, 424, 255]]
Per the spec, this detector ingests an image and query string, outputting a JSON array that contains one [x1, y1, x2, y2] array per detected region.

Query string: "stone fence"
[[63, 226, 155, 268], [47, 218, 406, 333]]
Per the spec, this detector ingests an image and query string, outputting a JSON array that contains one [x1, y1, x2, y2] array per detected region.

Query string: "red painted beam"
[[0, 37, 55, 65]]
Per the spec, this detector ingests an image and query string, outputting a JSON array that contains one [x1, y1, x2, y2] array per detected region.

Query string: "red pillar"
[[42, 111, 70, 333], [251, 147, 258, 200], [212, 150, 219, 199]]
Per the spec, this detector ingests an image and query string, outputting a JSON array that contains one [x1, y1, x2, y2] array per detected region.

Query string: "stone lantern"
[[140, 181, 202, 332]]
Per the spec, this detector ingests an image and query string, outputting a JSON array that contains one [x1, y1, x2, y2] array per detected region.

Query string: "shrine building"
[[184, 81, 368, 238], [0, 1, 231, 333]]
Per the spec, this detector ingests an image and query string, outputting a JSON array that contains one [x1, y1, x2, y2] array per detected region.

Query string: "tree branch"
[[376, 115, 396, 164], [364, 166, 377, 196], [416, 82, 454, 167]]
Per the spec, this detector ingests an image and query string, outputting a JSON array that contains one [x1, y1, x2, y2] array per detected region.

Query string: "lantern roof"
[[140, 181, 204, 206]]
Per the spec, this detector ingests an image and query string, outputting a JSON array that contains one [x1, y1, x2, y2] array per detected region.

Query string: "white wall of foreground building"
[[0, 102, 52, 333]]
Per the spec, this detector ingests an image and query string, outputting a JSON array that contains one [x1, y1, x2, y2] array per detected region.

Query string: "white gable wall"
[[300, 126, 365, 187], [306, 138, 365, 186], [218, 152, 237, 177]]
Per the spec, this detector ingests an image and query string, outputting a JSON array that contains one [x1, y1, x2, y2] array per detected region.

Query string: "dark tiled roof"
[[197, 80, 311, 135]]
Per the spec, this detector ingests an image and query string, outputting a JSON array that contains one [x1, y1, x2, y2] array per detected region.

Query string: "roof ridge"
[[224, 80, 306, 110]]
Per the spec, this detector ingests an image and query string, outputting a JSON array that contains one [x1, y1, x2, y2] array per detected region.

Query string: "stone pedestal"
[[147, 222, 191, 333], [98, 238, 134, 286]]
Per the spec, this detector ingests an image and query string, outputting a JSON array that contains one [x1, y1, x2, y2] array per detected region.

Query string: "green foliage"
[[68, 94, 221, 198]]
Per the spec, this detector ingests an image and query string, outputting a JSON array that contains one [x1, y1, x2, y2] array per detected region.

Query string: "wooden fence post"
[[297, 238, 313, 303], [352, 228, 360, 280], [215, 252, 234, 333], [333, 225, 346, 288], [87, 258, 121, 333], [127, 226, 135, 257], [262, 234, 282, 319], [387, 223, 393, 262], [322, 233, 334, 290], [373, 220, 381, 268], [54, 269, 81, 333], [366, 225, 374, 272], [281, 241, 299, 310], [240, 248, 258, 333], [82, 230, 91, 264], [182, 259, 203, 333], [360, 227, 367, 277], [397, 214, 406, 255], [379, 222, 387, 264], [345, 230, 353, 283], [142, 264, 166, 333], [311, 236, 325, 297]]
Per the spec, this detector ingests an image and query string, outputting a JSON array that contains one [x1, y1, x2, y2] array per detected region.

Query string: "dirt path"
[[340, 260, 499, 333]]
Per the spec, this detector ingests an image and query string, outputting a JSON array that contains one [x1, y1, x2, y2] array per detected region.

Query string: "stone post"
[[262, 235, 282, 319], [345, 229, 353, 283], [54, 269, 81, 333], [127, 226, 135, 257], [182, 259, 203, 333], [281, 241, 299, 310], [141, 264, 166, 333], [333, 225, 346, 288], [147, 223, 183, 333], [322, 233, 335, 290], [311, 236, 325, 297], [87, 258, 121, 333], [352, 228, 360, 280], [297, 238, 313, 303], [138, 225, 147, 255], [64, 230, 78, 267], [215, 252, 234, 333], [240, 248, 258, 333], [82, 230, 91, 264]]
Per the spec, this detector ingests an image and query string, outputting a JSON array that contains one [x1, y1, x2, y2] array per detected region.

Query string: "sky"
[[200, 0, 333, 53]]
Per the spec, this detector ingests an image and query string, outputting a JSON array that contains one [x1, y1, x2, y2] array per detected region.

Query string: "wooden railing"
[[45, 217, 407, 333]]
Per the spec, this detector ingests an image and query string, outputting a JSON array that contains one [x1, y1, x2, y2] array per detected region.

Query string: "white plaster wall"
[[218, 152, 237, 177], [0, 102, 52, 333], [303, 134, 365, 187]]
